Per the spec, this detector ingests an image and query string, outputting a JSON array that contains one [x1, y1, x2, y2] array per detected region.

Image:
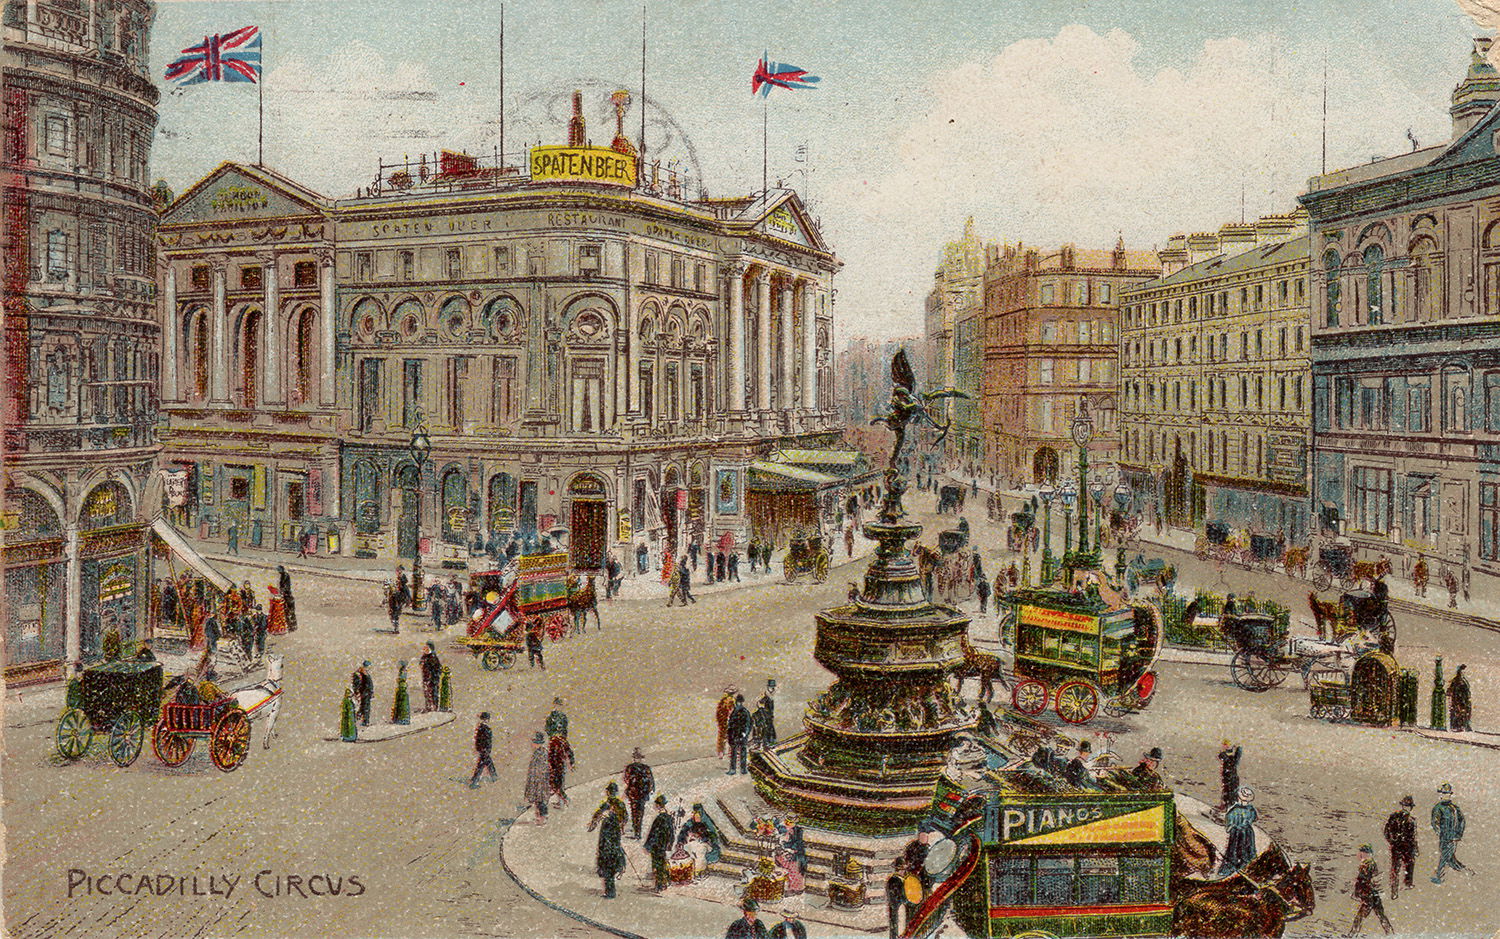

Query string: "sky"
[[150, 0, 1489, 342]]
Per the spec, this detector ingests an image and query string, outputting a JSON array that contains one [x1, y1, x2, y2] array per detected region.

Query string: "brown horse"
[[567, 575, 600, 633], [1173, 843, 1315, 938], [1351, 556, 1392, 587], [953, 636, 1007, 703], [1282, 546, 1309, 579]]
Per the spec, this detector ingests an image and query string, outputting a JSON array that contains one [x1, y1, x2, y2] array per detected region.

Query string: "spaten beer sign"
[[530, 146, 637, 187]]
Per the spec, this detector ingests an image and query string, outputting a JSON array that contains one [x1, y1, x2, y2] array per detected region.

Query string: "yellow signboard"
[[1018, 604, 1097, 634], [1008, 805, 1165, 846], [530, 146, 637, 187]]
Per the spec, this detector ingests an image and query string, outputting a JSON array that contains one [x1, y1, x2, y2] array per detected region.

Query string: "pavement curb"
[[497, 807, 649, 939], [321, 710, 455, 743]]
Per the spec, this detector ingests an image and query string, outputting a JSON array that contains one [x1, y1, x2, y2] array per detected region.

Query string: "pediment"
[[162, 162, 330, 225]]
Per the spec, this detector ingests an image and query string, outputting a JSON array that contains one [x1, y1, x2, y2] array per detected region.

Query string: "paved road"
[[4, 491, 1498, 938]]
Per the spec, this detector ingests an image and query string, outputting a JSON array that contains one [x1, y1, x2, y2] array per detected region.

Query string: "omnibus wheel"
[[108, 712, 145, 767], [1011, 679, 1049, 716], [480, 649, 501, 671], [1055, 681, 1099, 724]]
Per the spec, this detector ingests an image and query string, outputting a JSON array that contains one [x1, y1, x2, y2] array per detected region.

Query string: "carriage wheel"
[[209, 709, 251, 772], [108, 712, 145, 767], [152, 719, 194, 767], [1330, 704, 1351, 722], [480, 649, 501, 671], [1102, 698, 1129, 718], [1231, 650, 1275, 691], [1312, 569, 1331, 591], [55, 707, 91, 761], [1012, 679, 1049, 716], [497, 651, 516, 670], [1055, 681, 1100, 724], [1309, 704, 1325, 720]]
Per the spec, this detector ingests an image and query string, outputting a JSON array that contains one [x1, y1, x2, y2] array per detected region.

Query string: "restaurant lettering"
[[530, 146, 638, 187]]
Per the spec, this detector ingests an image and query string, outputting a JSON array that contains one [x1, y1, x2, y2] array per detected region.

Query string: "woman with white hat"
[[1219, 786, 1258, 875]]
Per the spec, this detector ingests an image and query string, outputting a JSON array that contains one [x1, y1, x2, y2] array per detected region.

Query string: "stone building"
[[1117, 213, 1311, 539], [981, 241, 1158, 486], [923, 218, 987, 462], [1299, 38, 1500, 587], [2, 0, 162, 684], [157, 96, 841, 571]]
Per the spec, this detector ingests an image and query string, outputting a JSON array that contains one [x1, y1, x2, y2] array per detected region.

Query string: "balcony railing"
[[359, 148, 704, 206], [35, 4, 87, 47]]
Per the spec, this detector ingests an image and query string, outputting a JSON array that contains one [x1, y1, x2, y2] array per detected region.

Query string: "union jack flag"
[[752, 53, 820, 97], [164, 26, 261, 85]]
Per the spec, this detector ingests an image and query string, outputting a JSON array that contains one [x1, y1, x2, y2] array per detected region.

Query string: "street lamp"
[[1061, 484, 1076, 557], [1114, 483, 1130, 576], [1091, 479, 1106, 561], [408, 420, 432, 609], [1071, 404, 1095, 558], [1040, 485, 1055, 584]]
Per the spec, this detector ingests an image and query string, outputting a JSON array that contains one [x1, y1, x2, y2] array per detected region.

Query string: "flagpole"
[[258, 69, 264, 167], [762, 98, 768, 197]]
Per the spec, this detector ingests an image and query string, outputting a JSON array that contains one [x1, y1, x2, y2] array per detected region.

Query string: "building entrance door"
[[571, 501, 607, 569]]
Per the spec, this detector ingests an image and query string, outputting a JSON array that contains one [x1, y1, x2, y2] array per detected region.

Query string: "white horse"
[[230, 654, 283, 749]]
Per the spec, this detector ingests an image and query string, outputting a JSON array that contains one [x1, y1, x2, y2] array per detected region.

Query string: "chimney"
[[568, 90, 586, 147], [1217, 223, 1256, 258], [1451, 38, 1500, 142], [1185, 233, 1221, 265], [1159, 235, 1190, 276]]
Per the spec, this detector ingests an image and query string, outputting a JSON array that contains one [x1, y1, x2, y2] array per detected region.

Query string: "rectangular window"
[[695, 263, 706, 292], [1352, 466, 1393, 534], [1279, 327, 1287, 357], [1040, 283, 1055, 305], [494, 245, 511, 273], [638, 362, 654, 420], [1485, 372, 1500, 432], [399, 250, 414, 280], [446, 248, 463, 280], [44, 115, 69, 156], [1120, 857, 1166, 903], [356, 358, 381, 432], [402, 359, 423, 428], [46, 230, 70, 278], [1408, 381, 1431, 433], [1035, 857, 1073, 906], [1039, 359, 1054, 384], [1279, 280, 1289, 303], [579, 243, 602, 276], [528, 253, 544, 276], [1078, 358, 1092, 383], [644, 251, 658, 284], [1099, 283, 1111, 304], [1077, 322, 1089, 343], [240, 265, 262, 290], [1255, 284, 1264, 308], [293, 260, 317, 287], [990, 857, 1030, 906], [448, 356, 470, 426], [354, 252, 372, 283], [1482, 482, 1499, 561], [493, 356, 517, 423], [1039, 398, 1053, 431], [1079, 857, 1121, 905]]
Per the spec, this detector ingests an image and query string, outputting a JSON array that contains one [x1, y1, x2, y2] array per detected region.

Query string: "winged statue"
[[871, 348, 969, 471]]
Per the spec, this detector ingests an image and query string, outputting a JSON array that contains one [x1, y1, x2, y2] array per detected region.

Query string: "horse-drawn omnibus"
[[456, 551, 572, 669], [905, 771, 1176, 939], [1002, 589, 1161, 723]]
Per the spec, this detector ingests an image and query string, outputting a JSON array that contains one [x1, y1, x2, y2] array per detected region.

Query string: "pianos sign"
[[530, 146, 638, 187]]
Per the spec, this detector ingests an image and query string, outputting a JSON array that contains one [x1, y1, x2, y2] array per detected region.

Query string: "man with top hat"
[[1349, 844, 1394, 935], [523, 731, 551, 824], [623, 747, 655, 839], [727, 693, 751, 775], [1430, 783, 1470, 883], [1131, 746, 1165, 790], [1063, 740, 1099, 790], [468, 712, 496, 788], [643, 794, 674, 891], [1383, 795, 1417, 898], [1218, 739, 1243, 813], [586, 781, 628, 898], [724, 898, 768, 939], [1448, 665, 1472, 732]]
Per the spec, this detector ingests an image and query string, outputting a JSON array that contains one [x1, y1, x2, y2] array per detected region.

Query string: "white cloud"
[[821, 25, 1445, 342]]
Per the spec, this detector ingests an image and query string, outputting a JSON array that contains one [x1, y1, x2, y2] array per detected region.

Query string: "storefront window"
[[4, 562, 65, 667]]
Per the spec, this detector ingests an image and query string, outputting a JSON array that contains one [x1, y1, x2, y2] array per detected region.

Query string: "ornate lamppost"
[[408, 421, 432, 610], [1040, 485, 1056, 584], [1071, 404, 1095, 559], [1091, 479, 1106, 564], [1061, 484, 1076, 558], [1114, 483, 1130, 576]]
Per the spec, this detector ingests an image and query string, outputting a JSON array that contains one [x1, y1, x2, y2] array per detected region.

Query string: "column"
[[161, 265, 178, 401], [727, 265, 746, 412], [800, 281, 817, 410], [625, 305, 638, 416], [778, 280, 794, 410], [756, 273, 772, 411], [606, 350, 617, 428], [261, 252, 282, 405], [319, 251, 336, 407], [63, 522, 81, 675], [209, 258, 229, 404]]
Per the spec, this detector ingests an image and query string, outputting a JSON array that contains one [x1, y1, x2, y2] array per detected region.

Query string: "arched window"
[[80, 480, 132, 530], [1363, 244, 1384, 325], [441, 468, 468, 543], [1323, 249, 1341, 328], [391, 299, 423, 338], [353, 461, 381, 533], [1445, 366, 1471, 433], [481, 296, 520, 341], [234, 307, 261, 407], [488, 472, 516, 532], [5, 488, 61, 540], [351, 298, 382, 339], [185, 309, 209, 400], [290, 307, 317, 406], [438, 296, 469, 339]]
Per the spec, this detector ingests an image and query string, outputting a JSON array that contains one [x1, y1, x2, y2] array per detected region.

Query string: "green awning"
[[748, 460, 841, 491]]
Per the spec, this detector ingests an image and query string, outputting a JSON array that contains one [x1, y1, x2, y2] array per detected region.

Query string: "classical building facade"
[[1300, 38, 1500, 585], [2, 0, 161, 684], [923, 218, 987, 461], [1118, 213, 1312, 539], [157, 104, 840, 571], [981, 241, 1158, 486]]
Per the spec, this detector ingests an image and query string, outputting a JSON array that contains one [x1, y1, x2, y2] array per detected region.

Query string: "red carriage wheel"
[[1055, 681, 1100, 724], [209, 708, 251, 772], [152, 718, 193, 767], [1012, 678, 1049, 716], [1135, 671, 1157, 705]]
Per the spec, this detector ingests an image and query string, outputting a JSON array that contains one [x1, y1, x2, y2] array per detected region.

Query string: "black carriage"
[[1248, 533, 1282, 571], [1313, 544, 1357, 591], [1205, 521, 1231, 545], [1340, 589, 1396, 654], [1222, 610, 1361, 692], [1125, 555, 1177, 594], [937, 484, 965, 514], [54, 660, 164, 767]]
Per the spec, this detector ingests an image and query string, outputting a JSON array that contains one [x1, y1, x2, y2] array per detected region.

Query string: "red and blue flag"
[[752, 53, 820, 97], [165, 26, 261, 85]]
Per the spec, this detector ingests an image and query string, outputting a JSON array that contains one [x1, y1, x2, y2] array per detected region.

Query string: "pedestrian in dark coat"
[[205, 611, 221, 656], [237, 611, 255, 660], [729, 551, 741, 581], [252, 604, 268, 659], [726, 694, 751, 774], [1431, 783, 1469, 882], [604, 555, 621, 599], [428, 582, 445, 631], [352, 661, 374, 726], [526, 625, 545, 669], [587, 782, 628, 898], [644, 794, 674, 890], [1218, 787, 1258, 875], [1350, 844, 1394, 935], [678, 558, 697, 603], [419, 642, 442, 712], [547, 733, 575, 806], [277, 565, 297, 631], [689, 540, 700, 571], [716, 550, 727, 583], [725, 900, 768, 939], [161, 580, 179, 631], [385, 582, 403, 633], [1448, 665, 1472, 732], [468, 712, 496, 787], [546, 698, 568, 739], [1218, 741, 1242, 811], [750, 699, 773, 751], [975, 572, 990, 614], [524, 732, 550, 823], [767, 909, 807, 939], [623, 748, 655, 839], [1383, 796, 1417, 897]]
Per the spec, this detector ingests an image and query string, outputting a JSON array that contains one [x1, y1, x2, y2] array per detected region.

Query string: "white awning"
[[150, 519, 233, 592]]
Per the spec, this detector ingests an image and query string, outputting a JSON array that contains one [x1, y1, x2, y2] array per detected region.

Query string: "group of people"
[[515, 699, 576, 815], [156, 565, 294, 667], [1349, 784, 1474, 935], [716, 682, 778, 774]]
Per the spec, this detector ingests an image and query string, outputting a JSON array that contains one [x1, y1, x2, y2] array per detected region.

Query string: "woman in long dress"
[[266, 586, 289, 635], [675, 804, 722, 875], [1219, 786, 1258, 875]]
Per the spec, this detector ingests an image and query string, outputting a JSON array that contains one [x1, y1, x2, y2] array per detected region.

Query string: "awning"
[[150, 519, 233, 592], [770, 449, 866, 468], [748, 460, 841, 492]]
